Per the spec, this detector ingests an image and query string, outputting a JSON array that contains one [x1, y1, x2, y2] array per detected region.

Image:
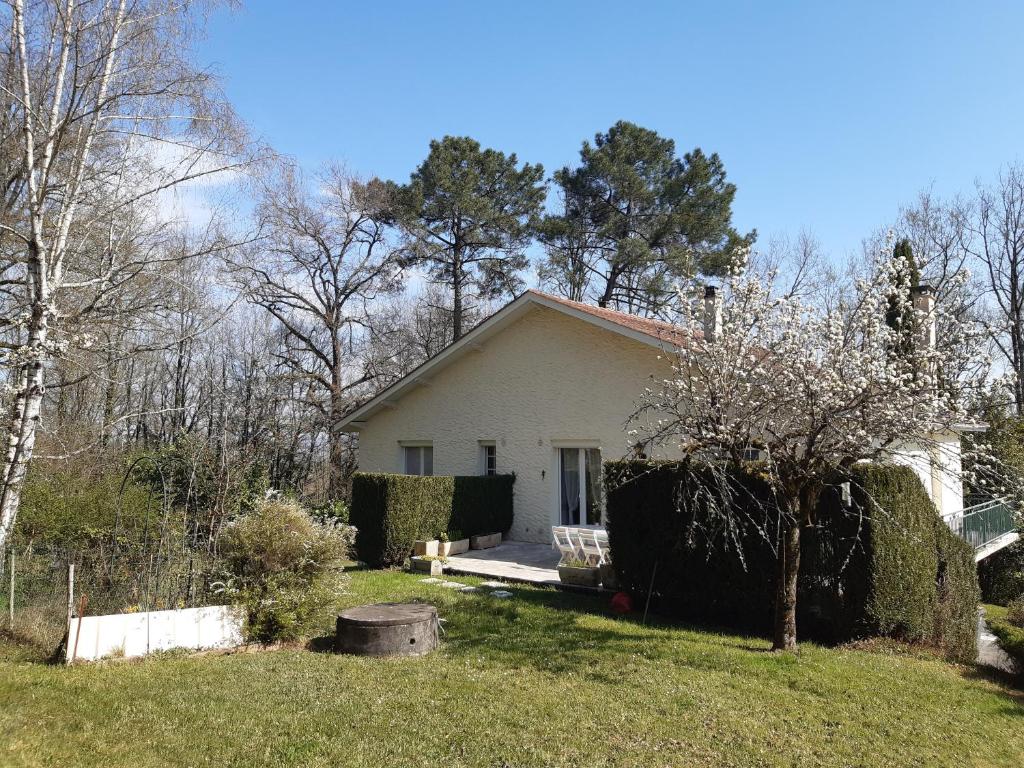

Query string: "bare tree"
[[0, 0, 252, 559], [228, 164, 405, 499], [969, 165, 1024, 413]]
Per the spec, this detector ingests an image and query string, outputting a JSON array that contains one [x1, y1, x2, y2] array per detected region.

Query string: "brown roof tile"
[[527, 289, 696, 346]]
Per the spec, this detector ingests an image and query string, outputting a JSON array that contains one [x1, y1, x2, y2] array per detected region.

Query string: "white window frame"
[[551, 441, 603, 528], [400, 442, 433, 476], [479, 441, 497, 476]]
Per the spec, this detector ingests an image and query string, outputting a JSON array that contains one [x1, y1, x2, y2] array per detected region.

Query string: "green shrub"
[[605, 460, 979, 658], [17, 462, 156, 548], [985, 603, 1024, 669], [854, 465, 939, 643], [217, 499, 354, 643], [604, 460, 779, 632], [978, 539, 1024, 606], [934, 522, 980, 662], [350, 473, 514, 567], [1007, 596, 1024, 627]]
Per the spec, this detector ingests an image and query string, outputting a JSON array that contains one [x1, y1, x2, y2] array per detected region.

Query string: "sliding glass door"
[[559, 447, 602, 526]]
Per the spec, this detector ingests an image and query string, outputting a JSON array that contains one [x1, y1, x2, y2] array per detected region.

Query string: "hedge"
[[934, 521, 981, 661], [350, 473, 514, 567], [978, 539, 1024, 606], [605, 460, 979, 660], [603, 461, 778, 632]]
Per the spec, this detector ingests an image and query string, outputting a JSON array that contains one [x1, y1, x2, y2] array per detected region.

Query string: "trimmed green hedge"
[[603, 461, 778, 632], [605, 461, 979, 660], [935, 522, 980, 661], [350, 473, 514, 567]]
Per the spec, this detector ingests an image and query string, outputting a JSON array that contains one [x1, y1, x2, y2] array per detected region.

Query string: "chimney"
[[911, 284, 936, 350], [703, 285, 722, 343]]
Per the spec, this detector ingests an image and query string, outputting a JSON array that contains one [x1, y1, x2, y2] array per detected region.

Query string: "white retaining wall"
[[68, 604, 243, 662]]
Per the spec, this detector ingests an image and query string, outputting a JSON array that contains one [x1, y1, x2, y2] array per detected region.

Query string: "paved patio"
[[446, 540, 560, 585]]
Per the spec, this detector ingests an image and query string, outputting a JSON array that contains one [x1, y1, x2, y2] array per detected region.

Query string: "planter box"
[[449, 538, 470, 555], [598, 562, 618, 591], [438, 538, 470, 557], [470, 533, 501, 550], [410, 556, 443, 576], [413, 539, 439, 557], [558, 565, 601, 588]]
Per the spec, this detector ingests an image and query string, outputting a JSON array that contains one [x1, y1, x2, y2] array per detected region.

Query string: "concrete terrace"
[[445, 541, 560, 585]]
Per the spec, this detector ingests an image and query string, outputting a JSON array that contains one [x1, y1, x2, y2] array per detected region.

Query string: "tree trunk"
[[773, 518, 801, 652], [452, 251, 464, 342], [327, 393, 346, 502], [0, 310, 48, 570]]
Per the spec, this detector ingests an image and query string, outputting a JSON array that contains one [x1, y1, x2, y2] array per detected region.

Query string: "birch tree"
[[0, 0, 250, 559], [630, 245, 992, 651]]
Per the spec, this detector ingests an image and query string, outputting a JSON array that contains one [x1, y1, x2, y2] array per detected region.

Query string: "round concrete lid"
[[338, 602, 438, 627]]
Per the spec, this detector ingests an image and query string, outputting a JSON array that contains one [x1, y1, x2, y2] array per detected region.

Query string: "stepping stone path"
[[419, 576, 515, 598]]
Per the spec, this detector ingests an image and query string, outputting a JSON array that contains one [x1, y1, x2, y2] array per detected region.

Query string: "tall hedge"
[[934, 522, 980, 661], [854, 465, 940, 642], [605, 460, 979, 659], [604, 461, 779, 632], [350, 473, 514, 567]]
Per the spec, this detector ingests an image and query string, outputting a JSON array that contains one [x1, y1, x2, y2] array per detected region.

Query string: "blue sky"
[[198, 1, 1023, 261]]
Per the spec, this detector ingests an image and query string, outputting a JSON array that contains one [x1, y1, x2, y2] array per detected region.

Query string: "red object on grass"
[[610, 591, 633, 614]]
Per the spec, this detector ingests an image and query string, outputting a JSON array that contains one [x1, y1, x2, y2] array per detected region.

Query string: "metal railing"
[[944, 497, 1018, 553]]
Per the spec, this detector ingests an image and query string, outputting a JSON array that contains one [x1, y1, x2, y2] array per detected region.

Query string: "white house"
[[341, 289, 971, 544]]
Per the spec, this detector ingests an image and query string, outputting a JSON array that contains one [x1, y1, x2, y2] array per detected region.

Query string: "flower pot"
[[410, 556, 443, 576], [470, 533, 501, 550], [598, 562, 618, 591], [413, 539, 439, 557], [558, 564, 600, 588], [448, 538, 470, 555]]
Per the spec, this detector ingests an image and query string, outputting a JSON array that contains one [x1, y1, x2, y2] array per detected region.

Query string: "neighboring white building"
[[341, 289, 970, 544]]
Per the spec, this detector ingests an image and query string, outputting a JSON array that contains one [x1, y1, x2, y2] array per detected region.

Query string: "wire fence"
[[1, 542, 225, 656]]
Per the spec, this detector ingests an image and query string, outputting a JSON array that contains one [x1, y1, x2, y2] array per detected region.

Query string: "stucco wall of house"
[[354, 305, 675, 543], [891, 431, 964, 517]]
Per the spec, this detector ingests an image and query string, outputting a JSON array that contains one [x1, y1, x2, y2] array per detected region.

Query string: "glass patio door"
[[559, 447, 603, 526]]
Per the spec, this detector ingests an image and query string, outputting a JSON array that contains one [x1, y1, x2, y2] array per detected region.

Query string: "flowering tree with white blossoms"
[[629, 245, 1003, 651]]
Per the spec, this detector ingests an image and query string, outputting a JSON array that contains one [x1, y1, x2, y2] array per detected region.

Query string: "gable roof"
[[339, 289, 691, 430]]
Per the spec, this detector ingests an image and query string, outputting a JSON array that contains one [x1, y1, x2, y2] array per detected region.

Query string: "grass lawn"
[[2, 570, 1023, 768], [984, 603, 1024, 669]]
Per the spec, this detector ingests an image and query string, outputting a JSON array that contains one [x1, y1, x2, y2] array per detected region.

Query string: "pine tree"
[[885, 238, 921, 356], [395, 137, 546, 341]]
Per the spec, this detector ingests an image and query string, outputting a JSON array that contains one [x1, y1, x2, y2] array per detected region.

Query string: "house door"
[[558, 447, 603, 526]]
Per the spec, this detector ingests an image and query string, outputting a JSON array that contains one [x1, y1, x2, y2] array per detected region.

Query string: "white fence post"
[[64, 563, 75, 665]]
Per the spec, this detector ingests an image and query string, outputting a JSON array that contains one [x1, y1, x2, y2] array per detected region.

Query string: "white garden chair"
[[576, 528, 608, 566], [551, 526, 582, 563]]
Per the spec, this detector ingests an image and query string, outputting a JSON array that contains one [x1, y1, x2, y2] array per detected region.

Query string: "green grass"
[[985, 603, 1024, 668], [2, 570, 1023, 768]]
